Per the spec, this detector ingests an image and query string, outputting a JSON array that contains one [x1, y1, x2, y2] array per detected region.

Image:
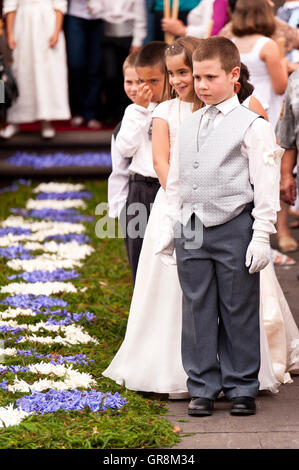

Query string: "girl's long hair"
[[165, 36, 204, 111]]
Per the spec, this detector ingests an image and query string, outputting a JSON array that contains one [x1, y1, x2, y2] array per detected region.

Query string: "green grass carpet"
[[0, 179, 180, 449]]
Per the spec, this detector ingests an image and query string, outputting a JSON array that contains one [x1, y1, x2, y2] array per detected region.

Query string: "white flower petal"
[[26, 199, 87, 210], [33, 183, 85, 194], [0, 281, 77, 296]]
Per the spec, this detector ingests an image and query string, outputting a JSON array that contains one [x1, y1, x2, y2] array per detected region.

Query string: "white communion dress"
[[3, 0, 71, 123], [102, 98, 299, 395], [237, 36, 285, 128]]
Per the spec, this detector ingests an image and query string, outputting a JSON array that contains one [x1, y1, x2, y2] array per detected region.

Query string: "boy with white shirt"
[[159, 37, 283, 416], [108, 51, 139, 257], [116, 41, 168, 284]]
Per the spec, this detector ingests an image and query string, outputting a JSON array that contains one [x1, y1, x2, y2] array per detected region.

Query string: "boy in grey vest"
[[157, 37, 283, 416]]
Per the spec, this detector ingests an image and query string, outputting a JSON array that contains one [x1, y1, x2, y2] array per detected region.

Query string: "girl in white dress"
[[102, 37, 299, 397], [231, 0, 288, 129], [1, 0, 71, 139]]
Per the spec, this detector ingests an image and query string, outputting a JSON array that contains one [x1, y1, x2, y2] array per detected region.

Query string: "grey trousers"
[[174, 207, 260, 400]]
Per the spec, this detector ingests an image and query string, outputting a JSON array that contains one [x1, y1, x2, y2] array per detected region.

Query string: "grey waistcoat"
[[178, 104, 261, 227]]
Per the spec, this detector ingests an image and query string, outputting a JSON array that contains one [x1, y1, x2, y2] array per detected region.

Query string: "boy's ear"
[[231, 66, 240, 84]]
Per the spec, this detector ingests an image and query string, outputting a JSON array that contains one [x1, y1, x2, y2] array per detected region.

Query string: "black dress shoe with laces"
[[188, 397, 214, 416], [230, 397, 256, 416]]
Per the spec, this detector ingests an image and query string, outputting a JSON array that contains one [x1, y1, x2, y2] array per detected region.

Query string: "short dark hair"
[[136, 41, 168, 70], [192, 36, 241, 73]]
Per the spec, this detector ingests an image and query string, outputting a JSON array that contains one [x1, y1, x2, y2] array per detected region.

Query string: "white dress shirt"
[[166, 94, 284, 235], [115, 102, 158, 179], [68, 0, 103, 20], [88, 0, 147, 47], [108, 132, 131, 219], [186, 0, 214, 38]]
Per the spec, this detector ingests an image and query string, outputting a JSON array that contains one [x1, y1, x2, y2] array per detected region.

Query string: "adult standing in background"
[[64, 0, 103, 129], [1, 0, 70, 139], [160, 0, 223, 39], [151, 0, 201, 41], [89, 0, 147, 127], [220, 0, 299, 59]]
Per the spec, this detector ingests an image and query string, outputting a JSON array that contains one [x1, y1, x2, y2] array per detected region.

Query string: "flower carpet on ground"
[[0, 179, 179, 449], [0, 182, 126, 430], [6, 152, 112, 169]]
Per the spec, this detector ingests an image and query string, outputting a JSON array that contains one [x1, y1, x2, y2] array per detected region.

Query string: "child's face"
[[136, 65, 166, 103], [193, 57, 240, 106], [124, 67, 139, 103], [166, 53, 194, 102]]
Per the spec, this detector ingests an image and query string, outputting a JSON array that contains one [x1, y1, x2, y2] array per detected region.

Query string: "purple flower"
[[44, 233, 91, 244], [0, 227, 32, 237], [10, 208, 94, 223], [7, 152, 112, 169], [0, 295, 68, 310], [16, 389, 127, 414], [7, 269, 80, 283], [0, 325, 25, 335], [0, 245, 33, 260], [14, 348, 93, 365], [0, 379, 8, 390], [36, 191, 93, 201]]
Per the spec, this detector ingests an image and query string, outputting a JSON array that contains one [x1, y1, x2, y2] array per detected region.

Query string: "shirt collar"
[[203, 94, 240, 116]]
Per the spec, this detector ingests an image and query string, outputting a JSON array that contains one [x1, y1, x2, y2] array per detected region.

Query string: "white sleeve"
[[152, 101, 171, 122], [115, 104, 151, 158], [51, 0, 67, 14], [185, 0, 214, 38], [165, 131, 182, 223], [108, 134, 131, 218], [132, 0, 147, 47], [3, 0, 19, 14], [242, 118, 284, 235]]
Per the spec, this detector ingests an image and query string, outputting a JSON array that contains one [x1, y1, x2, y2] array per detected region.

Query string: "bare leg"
[[276, 201, 298, 252]]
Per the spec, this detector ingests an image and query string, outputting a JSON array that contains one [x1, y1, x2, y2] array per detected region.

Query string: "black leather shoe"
[[230, 397, 256, 416], [188, 397, 214, 416]]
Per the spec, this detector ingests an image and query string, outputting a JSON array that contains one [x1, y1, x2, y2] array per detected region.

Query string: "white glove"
[[154, 216, 177, 266], [245, 230, 271, 274]]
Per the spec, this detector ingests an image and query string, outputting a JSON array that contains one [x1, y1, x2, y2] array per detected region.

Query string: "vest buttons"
[[193, 161, 199, 169], [192, 184, 198, 190]]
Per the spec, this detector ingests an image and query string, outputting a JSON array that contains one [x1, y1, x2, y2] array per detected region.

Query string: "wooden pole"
[[277, 36, 286, 121], [163, 0, 173, 44], [205, 20, 214, 38], [277, 36, 286, 58], [172, 0, 179, 19]]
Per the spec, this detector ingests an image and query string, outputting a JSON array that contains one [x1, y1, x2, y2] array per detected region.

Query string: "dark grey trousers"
[[174, 206, 260, 400], [119, 175, 160, 285]]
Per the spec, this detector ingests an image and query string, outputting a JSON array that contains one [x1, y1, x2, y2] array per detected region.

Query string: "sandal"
[[271, 249, 296, 265], [277, 235, 298, 253]]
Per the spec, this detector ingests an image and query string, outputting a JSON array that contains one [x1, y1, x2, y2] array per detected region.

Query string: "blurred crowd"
[[0, 1, 298, 138]]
